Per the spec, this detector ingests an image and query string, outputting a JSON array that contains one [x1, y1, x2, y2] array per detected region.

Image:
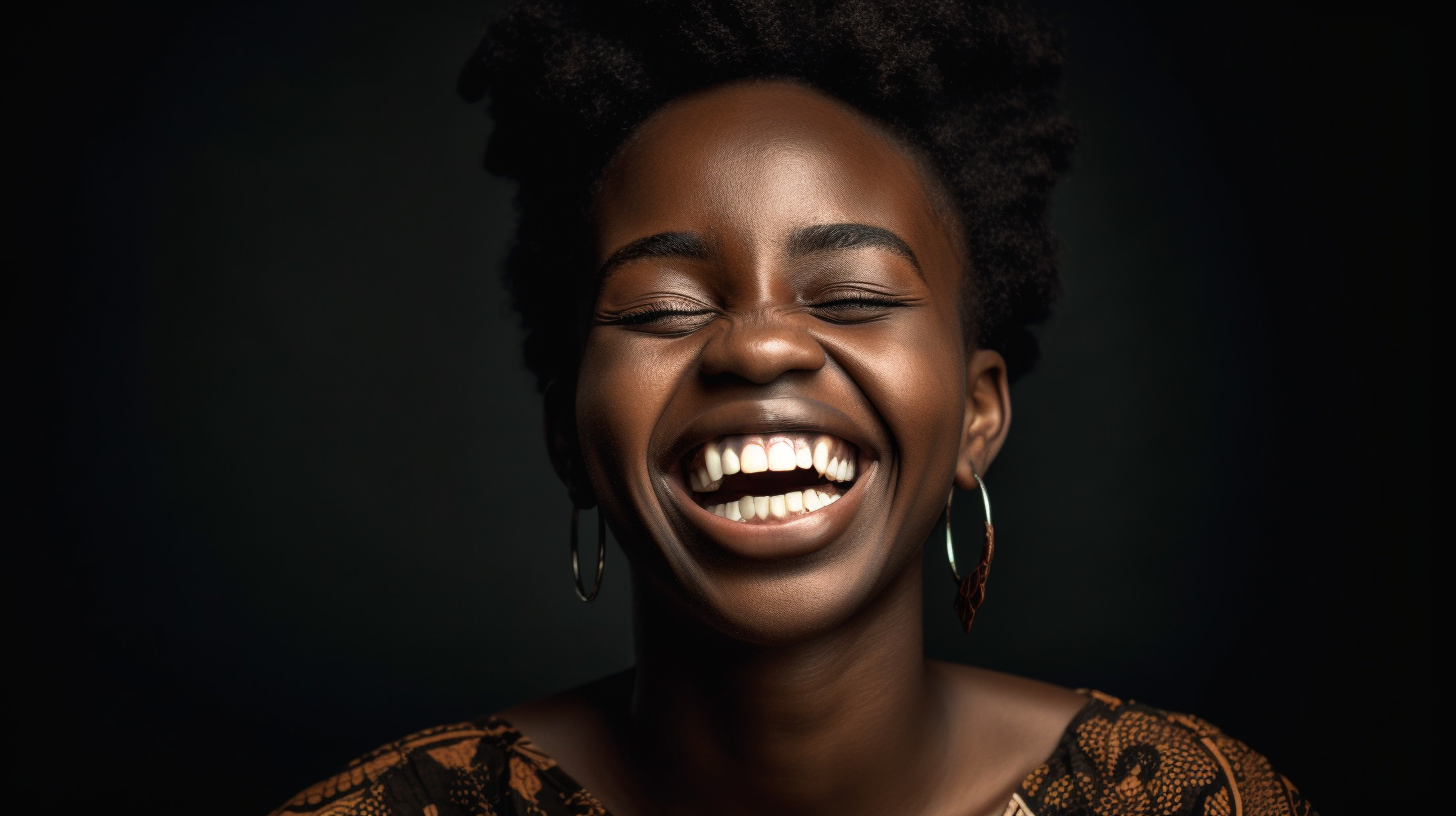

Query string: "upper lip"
[[658, 397, 876, 479]]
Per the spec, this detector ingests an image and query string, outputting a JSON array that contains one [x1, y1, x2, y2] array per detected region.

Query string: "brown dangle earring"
[[947, 472, 995, 633]]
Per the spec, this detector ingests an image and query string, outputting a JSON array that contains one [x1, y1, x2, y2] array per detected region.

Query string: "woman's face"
[[556, 80, 1008, 644]]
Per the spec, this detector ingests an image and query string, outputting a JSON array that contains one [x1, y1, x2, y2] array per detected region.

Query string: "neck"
[[622, 560, 948, 816]]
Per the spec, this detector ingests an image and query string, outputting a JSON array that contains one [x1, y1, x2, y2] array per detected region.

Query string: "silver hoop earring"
[[570, 505, 606, 602], [946, 472, 994, 633]]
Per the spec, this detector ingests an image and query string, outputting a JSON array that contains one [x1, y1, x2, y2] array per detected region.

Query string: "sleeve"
[[266, 722, 500, 816], [1019, 691, 1318, 816], [266, 718, 609, 816]]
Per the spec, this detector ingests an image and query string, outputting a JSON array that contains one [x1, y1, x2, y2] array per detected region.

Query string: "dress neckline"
[[483, 689, 1102, 816]]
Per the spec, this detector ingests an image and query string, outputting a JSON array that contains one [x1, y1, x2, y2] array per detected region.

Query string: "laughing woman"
[[271, 1, 1315, 815]]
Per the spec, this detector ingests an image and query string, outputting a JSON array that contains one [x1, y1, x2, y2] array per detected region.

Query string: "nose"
[[698, 311, 826, 384]]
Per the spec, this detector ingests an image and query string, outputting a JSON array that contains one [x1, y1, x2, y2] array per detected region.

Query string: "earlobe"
[[542, 377, 597, 508], [955, 349, 1011, 491]]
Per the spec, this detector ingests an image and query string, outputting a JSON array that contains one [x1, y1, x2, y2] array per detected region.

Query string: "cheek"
[[844, 312, 966, 486], [574, 331, 689, 502], [885, 338, 963, 422], [883, 338, 966, 552]]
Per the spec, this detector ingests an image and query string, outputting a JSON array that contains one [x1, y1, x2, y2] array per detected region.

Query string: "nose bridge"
[[701, 304, 826, 384]]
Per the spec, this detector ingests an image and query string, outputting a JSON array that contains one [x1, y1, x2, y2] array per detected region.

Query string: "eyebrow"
[[598, 231, 711, 278], [787, 223, 921, 274], [596, 222, 921, 278]]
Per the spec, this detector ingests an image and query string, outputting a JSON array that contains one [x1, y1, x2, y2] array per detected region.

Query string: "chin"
[[629, 524, 921, 650]]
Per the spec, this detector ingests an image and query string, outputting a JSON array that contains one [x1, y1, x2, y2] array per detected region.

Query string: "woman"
[[272, 1, 1316, 814]]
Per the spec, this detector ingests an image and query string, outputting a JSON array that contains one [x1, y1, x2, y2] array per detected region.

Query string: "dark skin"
[[509, 80, 1085, 816]]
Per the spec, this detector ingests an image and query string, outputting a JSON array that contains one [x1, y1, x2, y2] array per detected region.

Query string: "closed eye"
[[809, 295, 910, 323], [597, 300, 718, 332]]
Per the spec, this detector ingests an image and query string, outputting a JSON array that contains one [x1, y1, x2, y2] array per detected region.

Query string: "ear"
[[954, 349, 1011, 491], [542, 377, 597, 509]]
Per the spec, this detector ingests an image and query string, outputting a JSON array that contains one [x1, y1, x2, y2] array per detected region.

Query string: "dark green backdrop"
[[12, 2, 1431, 812]]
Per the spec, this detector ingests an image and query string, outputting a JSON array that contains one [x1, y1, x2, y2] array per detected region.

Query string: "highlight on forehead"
[[594, 79, 966, 274]]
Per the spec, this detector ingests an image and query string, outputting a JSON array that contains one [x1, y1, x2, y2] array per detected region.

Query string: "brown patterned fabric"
[[270, 690, 1315, 816], [269, 719, 609, 816], [1019, 690, 1317, 816]]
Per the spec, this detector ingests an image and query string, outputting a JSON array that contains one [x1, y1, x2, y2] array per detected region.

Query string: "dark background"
[[11, 2, 1432, 812]]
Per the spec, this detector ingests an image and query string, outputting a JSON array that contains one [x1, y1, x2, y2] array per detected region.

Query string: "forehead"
[[593, 80, 957, 270]]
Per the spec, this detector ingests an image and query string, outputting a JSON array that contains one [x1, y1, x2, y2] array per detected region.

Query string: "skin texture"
[[514, 80, 1085, 816]]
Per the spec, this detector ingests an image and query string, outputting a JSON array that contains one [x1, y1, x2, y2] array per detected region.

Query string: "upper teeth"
[[686, 433, 857, 493]]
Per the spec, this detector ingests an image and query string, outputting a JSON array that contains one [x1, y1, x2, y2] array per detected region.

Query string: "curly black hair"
[[458, 0, 1074, 389]]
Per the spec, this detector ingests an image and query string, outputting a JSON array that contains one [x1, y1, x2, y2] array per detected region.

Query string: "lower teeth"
[[705, 487, 842, 522]]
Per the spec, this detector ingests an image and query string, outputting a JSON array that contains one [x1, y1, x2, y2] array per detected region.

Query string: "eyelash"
[[602, 301, 715, 326], [599, 293, 907, 329], [809, 293, 908, 322], [813, 294, 903, 311]]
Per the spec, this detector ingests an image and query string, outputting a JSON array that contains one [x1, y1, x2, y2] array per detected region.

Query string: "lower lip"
[[669, 467, 869, 561]]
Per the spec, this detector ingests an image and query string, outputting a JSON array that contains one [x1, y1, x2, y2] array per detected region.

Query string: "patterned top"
[[270, 690, 1316, 816]]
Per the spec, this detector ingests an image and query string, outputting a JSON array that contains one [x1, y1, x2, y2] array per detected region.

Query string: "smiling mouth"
[[683, 433, 860, 523]]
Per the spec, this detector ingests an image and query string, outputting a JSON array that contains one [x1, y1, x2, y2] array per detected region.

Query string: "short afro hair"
[[458, 0, 1075, 389]]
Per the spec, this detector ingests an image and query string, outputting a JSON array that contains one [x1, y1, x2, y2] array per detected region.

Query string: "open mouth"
[[683, 433, 860, 523]]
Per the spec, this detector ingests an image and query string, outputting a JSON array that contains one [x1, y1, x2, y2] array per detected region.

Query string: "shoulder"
[[267, 717, 608, 816], [1018, 690, 1318, 816]]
